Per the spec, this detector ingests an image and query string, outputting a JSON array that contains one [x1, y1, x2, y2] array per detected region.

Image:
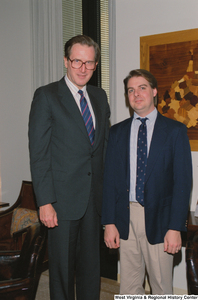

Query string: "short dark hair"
[[64, 35, 100, 62], [123, 69, 158, 104]]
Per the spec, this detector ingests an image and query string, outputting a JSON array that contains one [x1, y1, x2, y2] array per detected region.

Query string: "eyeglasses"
[[68, 58, 96, 70]]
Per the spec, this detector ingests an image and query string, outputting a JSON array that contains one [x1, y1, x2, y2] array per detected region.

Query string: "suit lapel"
[[87, 87, 102, 148], [57, 78, 90, 142], [118, 118, 132, 189], [145, 113, 168, 182]]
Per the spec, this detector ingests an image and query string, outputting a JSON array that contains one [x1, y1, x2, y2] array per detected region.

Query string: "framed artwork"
[[140, 28, 198, 151]]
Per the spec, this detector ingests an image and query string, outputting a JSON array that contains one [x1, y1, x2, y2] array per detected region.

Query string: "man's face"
[[64, 43, 97, 89], [127, 76, 157, 117]]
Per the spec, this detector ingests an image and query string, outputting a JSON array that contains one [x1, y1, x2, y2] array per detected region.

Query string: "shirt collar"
[[65, 74, 87, 96], [134, 107, 157, 123]]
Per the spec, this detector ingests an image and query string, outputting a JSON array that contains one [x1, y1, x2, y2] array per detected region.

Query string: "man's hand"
[[164, 229, 181, 254], [39, 204, 58, 228], [104, 224, 120, 249]]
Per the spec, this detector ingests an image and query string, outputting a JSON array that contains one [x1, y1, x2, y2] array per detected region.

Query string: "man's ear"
[[153, 88, 157, 98], [64, 57, 68, 69], [93, 62, 98, 71]]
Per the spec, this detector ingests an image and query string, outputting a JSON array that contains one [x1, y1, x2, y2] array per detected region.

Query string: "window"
[[62, 0, 109, 100], [62, 0, 82, 74], [100, 0, 109, 101]]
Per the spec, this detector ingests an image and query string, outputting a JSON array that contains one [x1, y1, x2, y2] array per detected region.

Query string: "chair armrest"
[[0, 277, 32, 299], [0, 251, 20, 258], [12, 226, 30, 250], [0, 212, 13, 241], [0, 252, 20, 280], [12, 226, 30, 239], [186, 231, 198, 294]]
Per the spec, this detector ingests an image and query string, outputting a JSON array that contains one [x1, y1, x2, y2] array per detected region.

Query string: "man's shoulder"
[[87, 84, 107, 97], [87, 84, 103, 92], [35, 77, 65, 93], [158, 112, 186, 129], [109, 117, 132, 138], [33, 78, 69, 102], [111, 117, 132, 130]]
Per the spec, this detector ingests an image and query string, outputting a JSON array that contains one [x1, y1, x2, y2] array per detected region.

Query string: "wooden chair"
[[0, 181, 48, 271], [186, 230, 198, 294], [0, 222, 47, 300]]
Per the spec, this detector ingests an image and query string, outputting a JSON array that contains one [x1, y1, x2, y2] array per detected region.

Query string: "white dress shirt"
[[65, 74, 96, 128], [130, 108, 158, 202]]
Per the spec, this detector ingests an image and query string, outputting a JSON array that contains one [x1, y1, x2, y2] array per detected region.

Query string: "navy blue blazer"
[[101, 112, 192, 244]]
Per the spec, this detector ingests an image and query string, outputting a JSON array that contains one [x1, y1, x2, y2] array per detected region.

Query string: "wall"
[[1, 0, 198, 293], [0, 0, 32, 205], [112, 0, 198, 293]]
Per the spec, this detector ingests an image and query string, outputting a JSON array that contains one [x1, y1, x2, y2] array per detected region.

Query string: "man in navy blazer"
[[29, 35, 110, 300], [101, 69, 192, 294]]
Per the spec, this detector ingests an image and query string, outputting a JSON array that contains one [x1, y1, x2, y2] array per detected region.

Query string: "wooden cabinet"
[[186, 211, 198, 294], [187, 211, 198, 239]]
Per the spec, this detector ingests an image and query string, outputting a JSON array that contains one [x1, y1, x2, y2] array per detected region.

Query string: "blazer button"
[[88, 172, 91, 176]]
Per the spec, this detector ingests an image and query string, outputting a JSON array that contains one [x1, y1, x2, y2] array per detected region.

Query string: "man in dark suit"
[[29, 35, 110, 300], [101, 69, 192, 294]]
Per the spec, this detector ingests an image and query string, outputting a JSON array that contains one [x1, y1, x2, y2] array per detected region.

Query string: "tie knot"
[[138, 117, 148, 125], [78, 90, 83, 96]]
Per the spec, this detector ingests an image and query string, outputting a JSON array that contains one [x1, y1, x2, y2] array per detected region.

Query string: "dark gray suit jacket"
[[29, 77, 110, 220]]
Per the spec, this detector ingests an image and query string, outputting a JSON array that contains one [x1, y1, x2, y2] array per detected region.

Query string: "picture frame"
[[140, 28, 198, 151]]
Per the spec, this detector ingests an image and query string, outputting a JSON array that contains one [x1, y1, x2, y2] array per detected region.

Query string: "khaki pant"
[[120, 202, 173, 295]]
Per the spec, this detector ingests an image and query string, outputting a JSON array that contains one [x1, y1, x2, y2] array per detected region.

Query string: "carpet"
[[35, 270, 120, 300]]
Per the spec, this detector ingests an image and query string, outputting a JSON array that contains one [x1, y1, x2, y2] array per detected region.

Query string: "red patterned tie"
[[78, 90, 95, 146]]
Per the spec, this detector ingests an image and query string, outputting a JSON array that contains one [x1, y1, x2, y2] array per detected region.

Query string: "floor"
[[36, 271, 120, 300]]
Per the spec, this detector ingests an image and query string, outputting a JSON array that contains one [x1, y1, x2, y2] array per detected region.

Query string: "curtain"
[[30, 0, 63, 92], [109, 0, 117, 125]]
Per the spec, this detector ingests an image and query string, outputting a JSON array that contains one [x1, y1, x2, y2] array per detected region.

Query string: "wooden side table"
[[186, 211, 198, 294], [0, 202, 9, 208], [187, 211, 198, 239]]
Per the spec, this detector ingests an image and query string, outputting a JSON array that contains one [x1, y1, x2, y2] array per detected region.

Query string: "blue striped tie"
[[78, 90, 95, 146], [136, 117, 148, 205]]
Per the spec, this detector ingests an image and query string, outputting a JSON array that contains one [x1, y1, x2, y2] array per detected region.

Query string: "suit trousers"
[[48, 197, 101, 300], [120, 202, 173, 295]]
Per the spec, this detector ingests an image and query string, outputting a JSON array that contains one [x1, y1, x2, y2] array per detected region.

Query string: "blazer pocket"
[[53, 170, 67, 182]]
